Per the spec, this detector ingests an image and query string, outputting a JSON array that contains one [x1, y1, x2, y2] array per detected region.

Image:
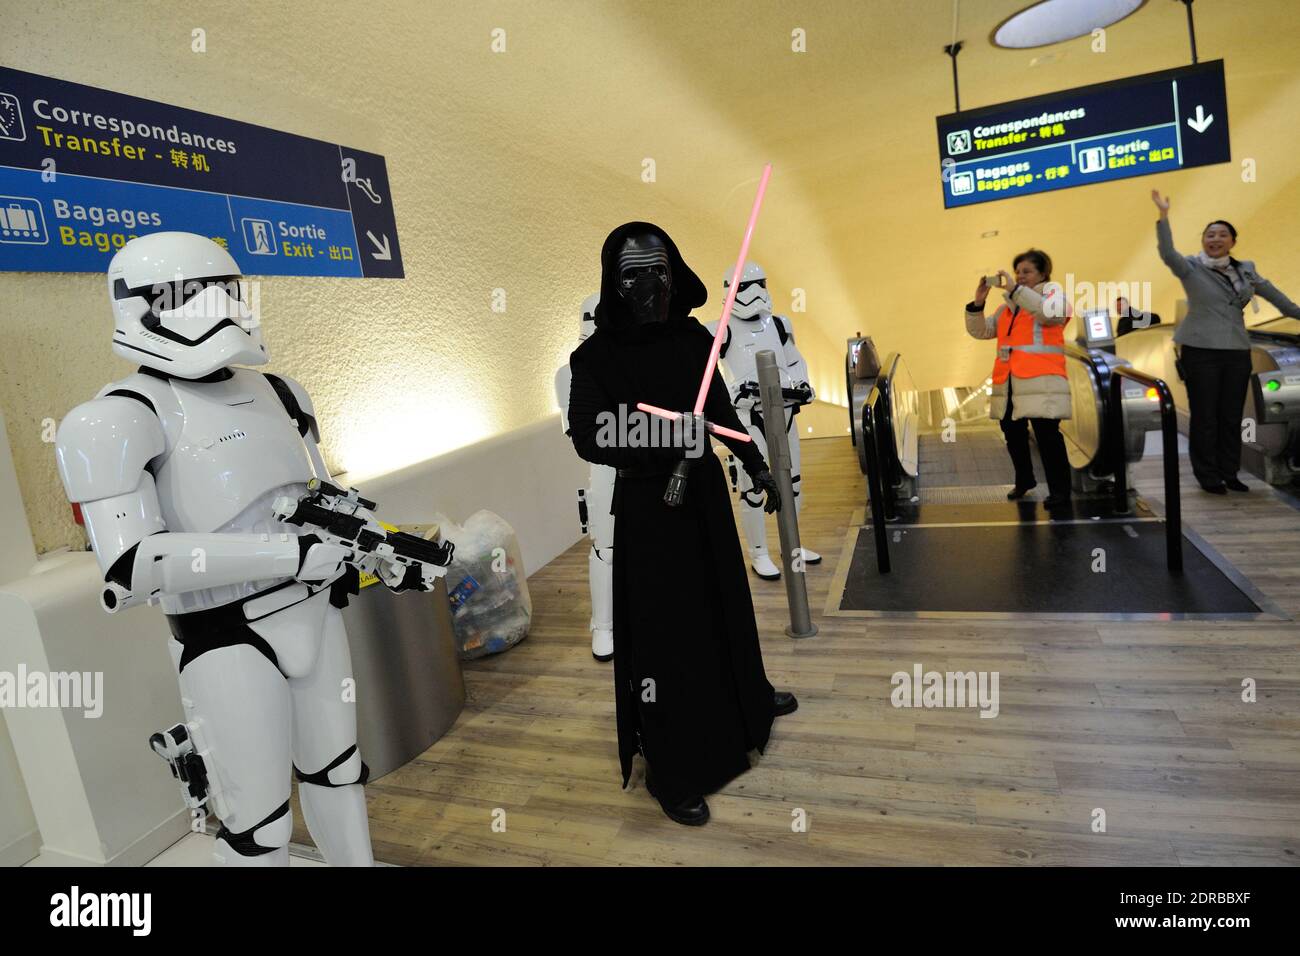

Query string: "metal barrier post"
[[755, 351, 818, 637]]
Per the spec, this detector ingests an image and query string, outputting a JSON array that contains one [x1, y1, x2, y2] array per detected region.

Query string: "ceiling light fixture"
[[992, 0, 1147, 49]]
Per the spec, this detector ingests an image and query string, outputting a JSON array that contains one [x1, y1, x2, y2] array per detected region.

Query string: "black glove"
[[751, 468, 782, 514]]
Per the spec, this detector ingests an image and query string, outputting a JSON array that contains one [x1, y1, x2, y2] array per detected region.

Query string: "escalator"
[[1242, 317, 1300, 487], [1117, 317, 1300, 488], [832, 338, 1284, 620], [1060, 344, 1162, 486]]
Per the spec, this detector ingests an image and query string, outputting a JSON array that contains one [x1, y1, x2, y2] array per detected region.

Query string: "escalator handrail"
[[860, 385, 892, 574], [1114, 322, 1168, 341], [1108, 366, 1183, 573], [876, 351, 903, 491], [845, 353, 857, 445]]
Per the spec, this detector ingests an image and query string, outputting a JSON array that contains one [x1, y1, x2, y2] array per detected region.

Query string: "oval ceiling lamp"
[[992, 0, 1147, 49]]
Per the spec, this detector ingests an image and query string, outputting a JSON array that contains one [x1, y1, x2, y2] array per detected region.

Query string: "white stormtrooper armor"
[[709, 263, 821, 579], [55, 232, 415, 866], [554, 294, 615, 661]]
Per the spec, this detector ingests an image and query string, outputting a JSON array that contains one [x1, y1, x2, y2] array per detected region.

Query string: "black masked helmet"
[[594, 222, 707, 331]]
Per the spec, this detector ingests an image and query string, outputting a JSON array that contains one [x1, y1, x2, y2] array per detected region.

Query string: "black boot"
[[1006, 480, 1037, 500], [645, 770, 709, 827], [774, 691, 799, 716]]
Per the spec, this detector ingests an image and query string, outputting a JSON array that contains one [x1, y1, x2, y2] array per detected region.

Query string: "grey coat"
[[965, 282, 1073, 421], [1157, 218, 1300, 350]]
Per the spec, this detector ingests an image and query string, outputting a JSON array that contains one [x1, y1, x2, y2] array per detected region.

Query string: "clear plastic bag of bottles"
[[431, 510, 532, 660]]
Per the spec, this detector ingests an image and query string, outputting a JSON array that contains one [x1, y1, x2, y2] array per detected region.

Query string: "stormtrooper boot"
[[749, 545, 781, 580], [591, 627, 614, 662]]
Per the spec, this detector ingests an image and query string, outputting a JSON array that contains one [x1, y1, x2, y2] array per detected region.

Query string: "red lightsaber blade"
[[693, 162, 773, 415], [634, 165, 774, 506], [636, 162, 773, 441]]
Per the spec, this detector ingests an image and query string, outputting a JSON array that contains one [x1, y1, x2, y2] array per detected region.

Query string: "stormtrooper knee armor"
[[55, 232, 431, 866], [709, 263, 821, 579], [555, 294, 615, 661]]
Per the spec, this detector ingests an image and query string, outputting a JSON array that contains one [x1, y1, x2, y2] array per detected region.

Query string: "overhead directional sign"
[[937, 60, 1230, 209], [0, 65, 403, 277]]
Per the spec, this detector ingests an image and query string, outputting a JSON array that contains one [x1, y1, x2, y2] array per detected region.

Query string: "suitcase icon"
[[0, 197, 47, 244], [0, 203, 35, 233]]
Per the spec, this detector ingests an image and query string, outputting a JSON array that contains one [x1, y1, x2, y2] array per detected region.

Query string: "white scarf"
[[1197, 251, 1260, 312]]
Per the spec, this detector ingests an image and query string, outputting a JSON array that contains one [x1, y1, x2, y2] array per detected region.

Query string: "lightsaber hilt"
[[663, 457, 693, 508]]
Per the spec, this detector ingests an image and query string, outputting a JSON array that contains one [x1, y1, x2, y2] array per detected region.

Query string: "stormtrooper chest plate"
[[154, 371, 315, 532], [728, 318, 794, 389]]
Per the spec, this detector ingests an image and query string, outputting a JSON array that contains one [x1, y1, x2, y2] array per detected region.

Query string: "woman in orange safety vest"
[[964, 249, 1074, 508]]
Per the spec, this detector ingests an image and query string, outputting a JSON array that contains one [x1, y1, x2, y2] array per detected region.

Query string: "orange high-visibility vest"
[[990, 302, 1067, 384]]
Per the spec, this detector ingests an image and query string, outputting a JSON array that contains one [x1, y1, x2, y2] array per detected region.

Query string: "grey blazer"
[[1157, 218, 1300, 350]]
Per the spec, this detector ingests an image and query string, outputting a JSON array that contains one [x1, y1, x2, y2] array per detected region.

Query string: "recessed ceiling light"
[[992, 0, 1146, 49]]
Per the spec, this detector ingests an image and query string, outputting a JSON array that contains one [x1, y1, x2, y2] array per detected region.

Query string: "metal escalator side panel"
[[1061, 347, 1106, 471], [890, 358, 921, 480], [1245, 335, 1300, 469], [899, 413, 920, 478]]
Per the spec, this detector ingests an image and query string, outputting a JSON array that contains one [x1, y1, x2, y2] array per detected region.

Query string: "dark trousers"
[[1000, 395, 1071, 496], [1180, 344, 1253, 487]]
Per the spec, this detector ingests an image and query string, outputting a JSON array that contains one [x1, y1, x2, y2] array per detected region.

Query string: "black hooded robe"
[[566, 222, 776, 803]]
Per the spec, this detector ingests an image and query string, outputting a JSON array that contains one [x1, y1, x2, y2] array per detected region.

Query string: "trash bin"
[[343, 574, 465, 781]]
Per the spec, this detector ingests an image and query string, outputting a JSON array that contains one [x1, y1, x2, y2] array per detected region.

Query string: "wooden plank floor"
[[312, 436, 1300, 866]]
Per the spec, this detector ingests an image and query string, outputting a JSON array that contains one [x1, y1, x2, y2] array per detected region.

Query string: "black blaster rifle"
[[272, 478, 455, 591]]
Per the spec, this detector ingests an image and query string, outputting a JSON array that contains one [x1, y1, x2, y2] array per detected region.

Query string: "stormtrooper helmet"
[[108, 231, 265, 378], [723, 261, 772, 321], [579, 293, 599, 341]]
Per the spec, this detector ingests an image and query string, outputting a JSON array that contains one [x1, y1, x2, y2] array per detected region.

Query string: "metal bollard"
[[755, 350, 818, 638]]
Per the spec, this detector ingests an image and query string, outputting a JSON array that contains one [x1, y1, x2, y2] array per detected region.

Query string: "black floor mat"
[[840, 519, 1266, 617]]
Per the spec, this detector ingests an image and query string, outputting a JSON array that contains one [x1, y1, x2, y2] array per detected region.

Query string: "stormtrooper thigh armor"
[[172, 589, 370, 866], [736, 408, 809, 579], [585, 463, 615, 658]]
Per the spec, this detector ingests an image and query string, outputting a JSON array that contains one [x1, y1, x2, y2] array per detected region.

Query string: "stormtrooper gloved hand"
[[751, 469, 782, 514], [295, 534, 354, 585], [376, 556, 435, 593]]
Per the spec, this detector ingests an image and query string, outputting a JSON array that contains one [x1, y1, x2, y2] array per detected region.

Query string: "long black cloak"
[[566, 221, 776, 802]]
